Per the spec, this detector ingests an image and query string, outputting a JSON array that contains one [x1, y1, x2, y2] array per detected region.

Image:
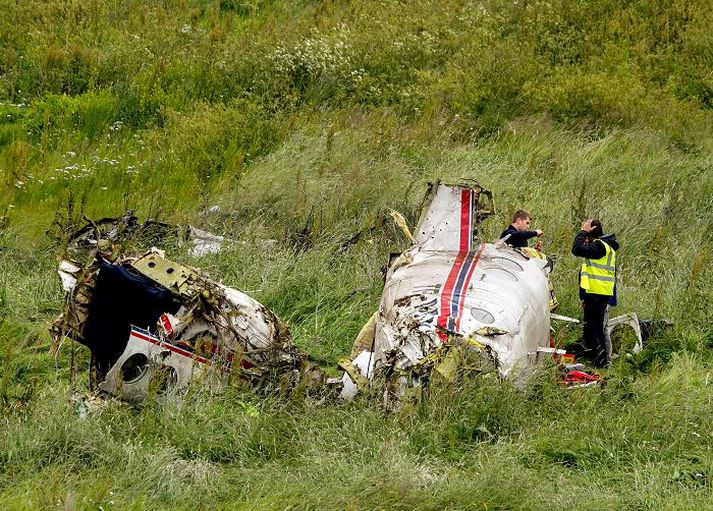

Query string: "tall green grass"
[[0, 356, 711, 509], [1, 0, 712, 508], [2, 114, 711, 508]]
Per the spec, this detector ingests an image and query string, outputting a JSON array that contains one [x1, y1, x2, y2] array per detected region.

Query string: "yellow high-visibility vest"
[[580, 240, 616, 296]]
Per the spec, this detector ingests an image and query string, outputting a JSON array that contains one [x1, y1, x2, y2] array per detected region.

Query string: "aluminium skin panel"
[[373, 183, 551, 379]]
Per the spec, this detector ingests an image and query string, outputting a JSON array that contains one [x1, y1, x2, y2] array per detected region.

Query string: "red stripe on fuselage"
[[436, 189, 473, 341], [459, 189, 472, 253], [130, 328, 253, 372], [454, 243, 484, 331], [130, 329, 211, 365]]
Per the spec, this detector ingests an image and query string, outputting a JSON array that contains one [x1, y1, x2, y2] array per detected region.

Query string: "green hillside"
[[1, 1, 712, 509]]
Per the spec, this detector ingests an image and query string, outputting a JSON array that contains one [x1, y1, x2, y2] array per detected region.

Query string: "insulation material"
[[188, 226, 226, 257], [58, 260, 81, 292]]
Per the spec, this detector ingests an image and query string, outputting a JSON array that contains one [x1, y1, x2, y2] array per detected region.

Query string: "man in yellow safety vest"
[[572, 219, 619, 368]]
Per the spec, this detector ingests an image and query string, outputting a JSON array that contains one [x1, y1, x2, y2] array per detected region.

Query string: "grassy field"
[[1, 0, 712, 509]]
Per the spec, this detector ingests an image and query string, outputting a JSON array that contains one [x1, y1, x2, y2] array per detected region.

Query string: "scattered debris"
[[552, 312, 666, 359], [606, 312, 643, 355], [51, 215, 322, 403], [187, 225, 227, 257], [70, 392, 109, 419], [388, 209, 414, 242], [551, 313, 580, 324], [58, 211, 236, 259], [58, 260, 81, 292], [563, 370, 601, 387]]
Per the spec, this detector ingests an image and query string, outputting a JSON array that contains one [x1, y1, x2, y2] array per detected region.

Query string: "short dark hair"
[[590, 219, 603, 238], [512, 209, 530, 222]]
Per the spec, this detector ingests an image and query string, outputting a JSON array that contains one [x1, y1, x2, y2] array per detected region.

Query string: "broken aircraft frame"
[[337, 181, 645, 401], [50, 195, 648, 405], [51, 215, 321, 402]]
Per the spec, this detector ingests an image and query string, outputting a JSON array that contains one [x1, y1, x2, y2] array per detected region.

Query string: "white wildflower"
[[271, 24, 352, 80]]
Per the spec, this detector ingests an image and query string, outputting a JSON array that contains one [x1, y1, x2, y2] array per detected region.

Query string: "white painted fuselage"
[[368, 184, 552, 382]]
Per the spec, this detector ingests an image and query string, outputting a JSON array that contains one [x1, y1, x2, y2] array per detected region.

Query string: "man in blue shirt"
[[500, 209, 544, 248]]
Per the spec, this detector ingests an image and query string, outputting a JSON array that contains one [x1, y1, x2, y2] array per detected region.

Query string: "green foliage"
[[22, 91, 119, 143], [1, 357, 712, 509], [0, 0, 712, 508], [161, 99, 287, 182]]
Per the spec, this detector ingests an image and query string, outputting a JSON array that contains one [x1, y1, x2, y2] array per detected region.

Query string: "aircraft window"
[[488, 268, 519, 282], [120, 353, 149, 383], [471, 307, 495, 324], [491, 257, 523, 272]]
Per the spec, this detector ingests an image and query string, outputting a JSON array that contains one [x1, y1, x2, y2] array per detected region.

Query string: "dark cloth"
[[572, 232, 620, 305], [581, 295, 609, 368], [499, 225, 538, 248], [83, 260, 180, 379]]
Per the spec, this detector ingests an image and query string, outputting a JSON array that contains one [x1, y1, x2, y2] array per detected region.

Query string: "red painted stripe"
[[459, 189, 472, 253], [436, 189, 473, 341], [131, 330, 161, 346], [455, 243, 485, 331], [436, 252, 466, 340], [130, 329, 253, 373], [131, 330, 211, 365]]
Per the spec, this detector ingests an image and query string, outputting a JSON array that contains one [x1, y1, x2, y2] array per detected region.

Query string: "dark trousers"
[[581, 295, 609, 368]]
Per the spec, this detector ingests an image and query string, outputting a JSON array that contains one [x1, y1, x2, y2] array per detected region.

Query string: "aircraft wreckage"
[[50, 214, 322, 402], [51, 186, 646, 405], [337, 181, 554, 401], [337, 181, 645, 401]]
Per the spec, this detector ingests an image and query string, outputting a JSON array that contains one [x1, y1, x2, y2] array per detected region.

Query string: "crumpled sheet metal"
[[51, 215, 313, 401], [98, 327, 212, 402], [341, 182, 551, 399], [130, 251, 296, 371], [374, 242, 551, 379], [606, 312, 643, 354]]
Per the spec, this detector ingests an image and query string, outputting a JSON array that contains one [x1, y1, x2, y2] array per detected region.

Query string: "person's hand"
[[535, 229, 543, 237], [534, 240, 543, 251], [580, 219, 593, 232]]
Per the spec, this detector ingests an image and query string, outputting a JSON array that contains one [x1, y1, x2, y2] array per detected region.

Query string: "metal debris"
[[51, 215, 322, 403], [338, 181, 552, 404], [606, 312, 643, 355], [552, 312, 648, 357], [187, 226, 228, 257], [388, 209, 414, 242]]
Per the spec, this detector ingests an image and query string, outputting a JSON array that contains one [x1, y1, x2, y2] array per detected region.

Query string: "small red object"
[[159, 313, 175, 337], [564, 370, 601, 384]]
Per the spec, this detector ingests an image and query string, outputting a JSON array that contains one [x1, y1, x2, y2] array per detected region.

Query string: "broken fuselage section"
[[51, 216, 315, 402], [340, 182, 554, 399]]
